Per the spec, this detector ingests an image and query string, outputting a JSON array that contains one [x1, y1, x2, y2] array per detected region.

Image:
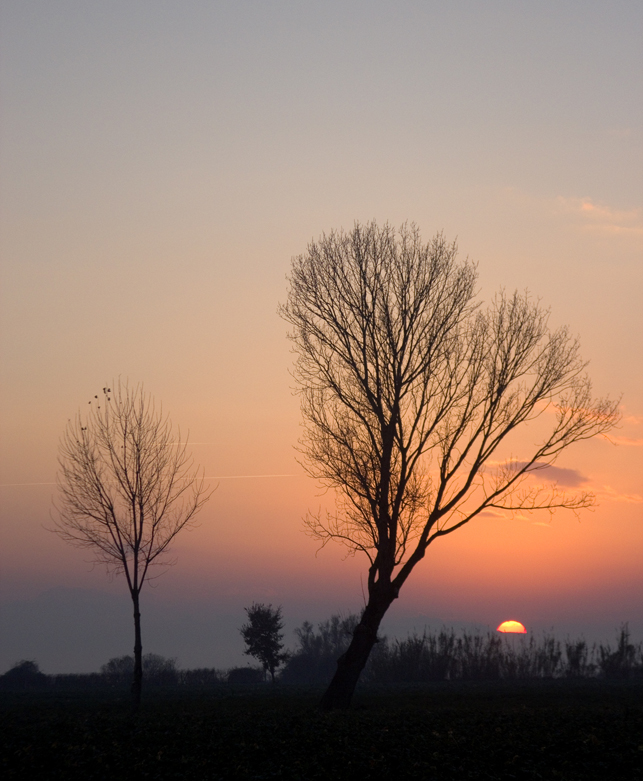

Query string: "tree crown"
[[53, 380, 211, 592], [240, 603, 289, 678], [280, 221, 619, 590]]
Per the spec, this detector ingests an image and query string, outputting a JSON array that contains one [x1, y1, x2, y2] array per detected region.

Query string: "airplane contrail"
[[0, 474, 301, 487], [204, 474, 299, 480], [0, 482, 58, 487]]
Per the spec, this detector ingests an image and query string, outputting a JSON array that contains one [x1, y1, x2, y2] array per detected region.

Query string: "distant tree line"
[[3, 621, 642, 692], [280, 617, 643, 685]]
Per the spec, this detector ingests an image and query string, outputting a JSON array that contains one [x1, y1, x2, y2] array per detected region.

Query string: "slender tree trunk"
[[131, 589, 143, 710], [319, 586, 395, 710]]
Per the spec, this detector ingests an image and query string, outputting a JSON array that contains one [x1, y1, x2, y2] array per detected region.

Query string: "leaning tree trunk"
[[319, 586, 396, 710], [131, 589, 143, 710]]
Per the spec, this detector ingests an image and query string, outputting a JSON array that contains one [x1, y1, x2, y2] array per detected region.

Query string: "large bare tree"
[[280, 221, 619, 709], [53, 381, 211, 707]]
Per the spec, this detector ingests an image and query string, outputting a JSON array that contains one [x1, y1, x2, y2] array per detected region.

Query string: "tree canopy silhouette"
[[280, 220, 619, 709], [53, 380, 211, 707], [240, 603, 288, 682]]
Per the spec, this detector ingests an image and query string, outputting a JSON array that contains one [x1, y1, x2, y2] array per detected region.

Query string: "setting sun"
[[497, 620, 527, 634]]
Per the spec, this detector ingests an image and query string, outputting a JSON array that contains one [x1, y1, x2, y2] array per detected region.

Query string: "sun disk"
[[497, 620, 527, 634]]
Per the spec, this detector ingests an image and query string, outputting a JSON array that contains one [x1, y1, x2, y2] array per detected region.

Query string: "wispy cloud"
[[608, 435, 643, 447], [0, 481, 57, 487], [508, 461, 589, 488], [203, 474, 299, 480], [597, 486, 643, 504], [607, 410, 643, 446], [556, 196, 643, 237], [477, 508, 508, 519]]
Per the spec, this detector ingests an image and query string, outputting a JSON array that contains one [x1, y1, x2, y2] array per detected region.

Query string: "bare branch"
[[281, 220, 620, 594], [53, 381, 211, 586]]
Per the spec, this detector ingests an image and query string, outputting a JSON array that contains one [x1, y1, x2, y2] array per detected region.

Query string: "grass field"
[[2, 681, 642, 779]]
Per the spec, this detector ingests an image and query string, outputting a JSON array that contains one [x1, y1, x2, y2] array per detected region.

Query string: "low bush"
[[227, 666, 264, 684]]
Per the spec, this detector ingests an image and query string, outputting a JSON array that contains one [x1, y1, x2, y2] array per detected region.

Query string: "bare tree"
[[280, 221, 619, 709], [53, 381, 211, 707]]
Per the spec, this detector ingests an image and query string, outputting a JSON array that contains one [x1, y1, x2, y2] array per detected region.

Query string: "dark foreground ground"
[[1, 680, 642, 780]]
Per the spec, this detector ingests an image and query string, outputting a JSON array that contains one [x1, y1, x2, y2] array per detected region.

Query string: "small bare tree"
[[53, 381, 211, 707], [280, 221, 619, 709]]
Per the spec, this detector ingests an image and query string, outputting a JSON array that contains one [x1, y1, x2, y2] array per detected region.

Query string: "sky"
[[1, 0, 642, 674]]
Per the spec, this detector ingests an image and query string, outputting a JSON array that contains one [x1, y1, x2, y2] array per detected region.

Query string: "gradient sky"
[[1, 1, 642, 673]]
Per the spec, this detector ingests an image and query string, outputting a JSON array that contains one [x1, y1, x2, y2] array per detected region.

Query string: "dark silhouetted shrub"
[[179, 668, 223, 687], [227, 666, 264, 684], [1, 660, 48, 690], [240, 603, 289, 682], [563, 639, 595, 678], [280, 614, 360, 686], [101, 653, 178, 686], [599, 624, 642, 679]]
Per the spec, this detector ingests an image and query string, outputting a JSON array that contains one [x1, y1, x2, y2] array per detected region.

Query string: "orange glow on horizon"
[[497, 620, 527, 634]]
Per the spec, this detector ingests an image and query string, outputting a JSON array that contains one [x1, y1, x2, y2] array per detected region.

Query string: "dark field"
[[2, 681, 642, 780]]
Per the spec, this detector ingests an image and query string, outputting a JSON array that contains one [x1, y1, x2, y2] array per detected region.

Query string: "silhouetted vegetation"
[[101, 654, 179, 686], [367, 625, 643, 684], [3, 622, 641, 778], [598, 624, 641, 679], [280, 618, 643, 687], [2, 624, 641, 696], [226, 666, 265, 685], [240, 603, 289, 682], [0, 660, 48, 691], [281, 614, 360, 686], [178, 667, 224, 687]]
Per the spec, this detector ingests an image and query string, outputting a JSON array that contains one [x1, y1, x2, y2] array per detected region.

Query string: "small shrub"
[[599, 624, 642, 679], [564, 639, 595, 678], [1, 660, 48, 691], [227, 666, 264, 684], [101, 653, 179, 686], [367, 630, 457, 684], [179, 668, 223, 687], [280, 614, 360, 686]]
